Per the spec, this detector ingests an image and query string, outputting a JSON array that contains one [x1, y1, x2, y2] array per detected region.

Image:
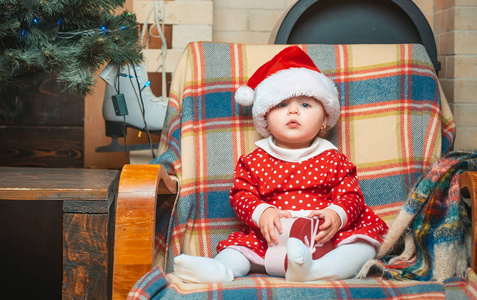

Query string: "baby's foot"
[[285, 238, 313, 281], [174, 254, 234, 283]]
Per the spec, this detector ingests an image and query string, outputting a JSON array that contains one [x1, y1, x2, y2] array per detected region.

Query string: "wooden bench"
[[0, 167, 119, 299]]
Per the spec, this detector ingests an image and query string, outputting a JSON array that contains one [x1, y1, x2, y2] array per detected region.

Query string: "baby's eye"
[[301, 103, 311, 108], [277, 102, 288, 108]]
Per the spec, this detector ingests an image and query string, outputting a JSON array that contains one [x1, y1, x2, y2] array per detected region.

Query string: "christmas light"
[[119, 73, 134, 78], [57, 27, 125, 39], [141, 81, 151, 91], [0, 2, 143, 95]]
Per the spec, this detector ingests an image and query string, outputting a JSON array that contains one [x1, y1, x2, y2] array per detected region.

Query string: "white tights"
[[174, 239, 376, 283]]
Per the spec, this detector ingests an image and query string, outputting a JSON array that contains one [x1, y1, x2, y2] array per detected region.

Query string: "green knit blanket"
[[358, 151, 477, 281]]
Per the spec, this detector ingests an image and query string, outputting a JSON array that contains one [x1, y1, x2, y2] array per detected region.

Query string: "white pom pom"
[[234, 86, 254, 106]]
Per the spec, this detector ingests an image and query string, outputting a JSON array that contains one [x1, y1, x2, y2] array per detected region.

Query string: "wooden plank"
[[134, 1, 213, 25], [63, 213, 108, 300], [63, 200, 109, 214], [107, 185, 118, 299], [144, 48, 183, 73], [0, 73, 84, 126], [172, 24, 212, 49], [63, 171, 119, 214], [0, 126, 83, 168], [0, 167, 119, 201]]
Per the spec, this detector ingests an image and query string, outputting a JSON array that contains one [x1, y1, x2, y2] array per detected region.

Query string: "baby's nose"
[[288, 105, 299, 114]]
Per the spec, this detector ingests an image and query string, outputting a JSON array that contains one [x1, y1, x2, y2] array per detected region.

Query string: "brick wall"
[[436, 0, 477, 150], [213, 0, 298, 43], [133, 0, 477, 151]]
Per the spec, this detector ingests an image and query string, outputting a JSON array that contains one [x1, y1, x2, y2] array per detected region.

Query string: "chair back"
[[151, 42, 455, 272]]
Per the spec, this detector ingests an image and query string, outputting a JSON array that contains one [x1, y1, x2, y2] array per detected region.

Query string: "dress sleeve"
[[328, 152, 364, 230], [229, 156, 271, 227]]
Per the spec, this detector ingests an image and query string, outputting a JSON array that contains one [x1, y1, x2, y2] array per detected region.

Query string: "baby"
[[174, 46, 388, 283]]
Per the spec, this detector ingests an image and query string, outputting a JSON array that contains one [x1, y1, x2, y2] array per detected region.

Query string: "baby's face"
[[266, 96, 328, 149]]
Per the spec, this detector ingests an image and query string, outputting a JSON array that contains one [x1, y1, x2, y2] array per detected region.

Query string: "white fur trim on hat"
[[252, 67, 340, 137], [234, 86, 254, 106]]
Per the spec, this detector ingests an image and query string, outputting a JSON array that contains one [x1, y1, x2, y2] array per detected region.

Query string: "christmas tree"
[[0, 0, 143, 95]]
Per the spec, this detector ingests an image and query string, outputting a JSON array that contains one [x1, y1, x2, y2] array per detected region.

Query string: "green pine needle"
[[0, 0, 143, 95]]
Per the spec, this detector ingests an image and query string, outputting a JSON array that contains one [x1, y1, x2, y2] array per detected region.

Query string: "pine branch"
[[0, 0, 143, 95]]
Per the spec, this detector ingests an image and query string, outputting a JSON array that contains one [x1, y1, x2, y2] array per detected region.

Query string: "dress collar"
[[255, 136, 338, 162]]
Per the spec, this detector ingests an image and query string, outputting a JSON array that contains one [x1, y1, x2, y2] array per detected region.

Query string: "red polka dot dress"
[[217, 138, 388, 261]]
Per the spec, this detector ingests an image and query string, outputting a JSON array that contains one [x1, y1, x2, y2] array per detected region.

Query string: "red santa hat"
[[235, 46, 340, 137]]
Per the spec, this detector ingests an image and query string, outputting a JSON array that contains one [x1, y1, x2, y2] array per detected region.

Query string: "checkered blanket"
[[358, 151, 477, 282], [130, 267, 477, 299], [129, 42, 477, 299]]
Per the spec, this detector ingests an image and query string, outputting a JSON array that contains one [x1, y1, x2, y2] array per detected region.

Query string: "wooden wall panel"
[[0, 126, 83, 168], [0, 75, 83, 126], [0, 74, 84, 168]]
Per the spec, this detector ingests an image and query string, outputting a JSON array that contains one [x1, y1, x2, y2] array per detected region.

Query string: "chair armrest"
[[460, 171, 477, 271], [112, 164, 177, 300]]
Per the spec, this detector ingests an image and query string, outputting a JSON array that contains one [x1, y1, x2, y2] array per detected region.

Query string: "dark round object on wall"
[[274, 0, 440, 74]]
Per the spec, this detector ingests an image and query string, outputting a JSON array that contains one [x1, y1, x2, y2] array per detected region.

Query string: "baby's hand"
[[307, 209, 340, 244], [259, 208, 292, 246]]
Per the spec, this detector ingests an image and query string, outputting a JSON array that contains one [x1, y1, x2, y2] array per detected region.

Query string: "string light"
[[3, 1, 142, 96], [21, 15, 129, 41], [141, 81, 151, 91], [56, 26, 127, 39], [119, 73, 134, 78]]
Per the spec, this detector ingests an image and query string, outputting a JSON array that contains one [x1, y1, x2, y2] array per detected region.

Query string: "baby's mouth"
[[286, 120, 300, 127]]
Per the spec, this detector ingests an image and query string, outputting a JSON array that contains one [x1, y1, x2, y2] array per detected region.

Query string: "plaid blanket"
[[358, 151, 477, 282], [150, 42, 455, 271], [130, 42, 477, 299], [129, 267, 477, 299]]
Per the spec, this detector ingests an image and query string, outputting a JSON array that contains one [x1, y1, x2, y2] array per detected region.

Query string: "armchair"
[[112, 42, 477, 299]]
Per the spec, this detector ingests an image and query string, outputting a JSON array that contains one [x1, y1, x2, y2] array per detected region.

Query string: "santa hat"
[[235, 46, 340, 137]]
